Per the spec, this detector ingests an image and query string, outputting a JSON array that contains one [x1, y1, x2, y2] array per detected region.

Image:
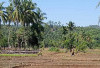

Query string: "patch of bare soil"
[[13, 65, 100, 68], [0, 49, 100, 68]]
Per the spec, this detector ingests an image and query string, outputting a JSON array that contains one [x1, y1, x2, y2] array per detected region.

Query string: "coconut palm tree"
[[20, 0, 38, 27], [67, 21, 75, 32], [6, 4, 14, 48], [9, 0, 21, 27], [0, 2, 7, 27], [6, 4, 14, 25], [8, 0, 46, 49]]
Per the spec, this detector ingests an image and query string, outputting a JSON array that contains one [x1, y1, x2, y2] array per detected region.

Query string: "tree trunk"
[[23, 22, 25, 27], [71, 48, 75, 56], [8, 22, 11, 48], [70, 49, 72, 52], [8, 29, 10, 47], [0, 19, 1, 29], [17, 22, 18, 28]]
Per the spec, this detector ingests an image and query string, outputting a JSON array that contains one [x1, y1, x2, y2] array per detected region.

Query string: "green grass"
[[49, 47, 60, 52], [0, 54, 38, 57]]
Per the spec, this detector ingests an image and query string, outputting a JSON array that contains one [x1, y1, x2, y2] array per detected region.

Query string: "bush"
[[49, 47, 60, 52], [33, 46, 38, 50], [76, 41, 87, 52], [37, 52, 42, 56]]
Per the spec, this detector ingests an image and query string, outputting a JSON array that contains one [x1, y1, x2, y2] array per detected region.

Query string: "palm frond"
[[96, 2, 100, 8]]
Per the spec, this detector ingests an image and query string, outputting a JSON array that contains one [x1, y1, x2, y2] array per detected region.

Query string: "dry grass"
[[0, 48, 100, 68], [0, 54, 37, 57]]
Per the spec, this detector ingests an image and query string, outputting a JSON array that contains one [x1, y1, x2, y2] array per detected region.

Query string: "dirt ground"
[[0, 49, 100, 68]]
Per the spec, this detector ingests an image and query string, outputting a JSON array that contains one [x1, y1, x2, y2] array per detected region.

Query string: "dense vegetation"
[[43, 21, 100, 53], [0, 0, 100, 55], [0, 0, 46, 50]]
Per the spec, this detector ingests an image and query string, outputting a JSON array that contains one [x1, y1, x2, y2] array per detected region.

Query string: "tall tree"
[[9, 0, 46, 48], [0, 2, 7, 27], [6, 4, 14, 48], [63, 21, 75, 53]]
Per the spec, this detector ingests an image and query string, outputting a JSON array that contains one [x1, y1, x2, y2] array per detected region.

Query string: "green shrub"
[[76, 41, 87, 52], [33, 46, 38, 50], [37, 52, 42, 56], [49, 47, 60, 52]]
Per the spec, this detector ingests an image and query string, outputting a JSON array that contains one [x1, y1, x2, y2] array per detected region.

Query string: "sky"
[[0, 0, 100, 26]]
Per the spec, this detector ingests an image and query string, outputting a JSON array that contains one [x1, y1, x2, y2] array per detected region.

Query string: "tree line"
[[0, 0, 100, 54], [0, 0, 46, 50], [42, 21, 100, 54]]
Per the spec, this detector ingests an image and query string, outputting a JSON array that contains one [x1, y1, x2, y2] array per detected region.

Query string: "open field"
[[0, 49, 100, 68], [0, 54, 37, 57]]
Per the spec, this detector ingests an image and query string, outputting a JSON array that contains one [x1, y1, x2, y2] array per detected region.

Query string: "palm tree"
[[96, 2, 100, 26], [68, 21, 75, 52], [0, 2, 7, 27], [6, 4, 14, 26], [8, 0, 46, 49], [96, 2, 100, 8], [63, 21, 75, 53], [67, 21, 75, 32], [20, 0, 38, 27], [9, 0, 21, 27], [6, 4, 14, 48]]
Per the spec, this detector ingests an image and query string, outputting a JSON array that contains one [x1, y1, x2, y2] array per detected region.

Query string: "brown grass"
[[0, 48, 100, 68]]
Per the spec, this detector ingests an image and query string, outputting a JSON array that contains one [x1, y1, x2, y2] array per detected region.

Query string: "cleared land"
[[0, 49, 100, 68]]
